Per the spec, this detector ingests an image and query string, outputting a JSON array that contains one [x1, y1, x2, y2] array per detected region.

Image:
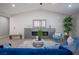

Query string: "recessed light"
[[12, 4, 15, 7], [68, 5, 72, 7]]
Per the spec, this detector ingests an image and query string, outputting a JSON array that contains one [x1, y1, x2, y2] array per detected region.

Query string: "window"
[[41, 20, 46, 27], [33, 20, 40, 27], [33, 19, 46, 28]]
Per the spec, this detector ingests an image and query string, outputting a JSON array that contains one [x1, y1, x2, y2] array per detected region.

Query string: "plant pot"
[[38, 37, 41, 41], [64, 35, 69, 40], [64, 32, 70, 40]]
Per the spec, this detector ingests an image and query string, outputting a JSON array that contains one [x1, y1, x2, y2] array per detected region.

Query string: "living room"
[[0, 3, 79, 55]]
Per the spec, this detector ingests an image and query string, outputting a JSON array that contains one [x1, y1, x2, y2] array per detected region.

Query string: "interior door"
[[0, 16, 9, 36]]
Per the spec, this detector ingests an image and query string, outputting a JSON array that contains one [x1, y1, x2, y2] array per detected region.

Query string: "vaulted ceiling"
[[0, 3, 79, 17]]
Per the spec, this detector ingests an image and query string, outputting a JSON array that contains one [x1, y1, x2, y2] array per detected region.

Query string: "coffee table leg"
[[9, 36, 12, 39], [20, 35, 22, 39]]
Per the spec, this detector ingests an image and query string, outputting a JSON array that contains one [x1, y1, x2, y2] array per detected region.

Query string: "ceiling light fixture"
[[68, 5, 72, 7], [12, 4, 15, 7]]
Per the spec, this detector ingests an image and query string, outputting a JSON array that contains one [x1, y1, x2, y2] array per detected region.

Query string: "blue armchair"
[[73, 37, 79, 50], [52, 32, 64, 43]]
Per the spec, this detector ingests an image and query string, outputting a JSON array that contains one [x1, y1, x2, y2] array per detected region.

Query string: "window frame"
[[33, 19, 46, 28]]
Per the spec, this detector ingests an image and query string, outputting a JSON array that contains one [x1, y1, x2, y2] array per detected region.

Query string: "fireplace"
[[24, 28, 55, 39], [32, 31, 48, 36]]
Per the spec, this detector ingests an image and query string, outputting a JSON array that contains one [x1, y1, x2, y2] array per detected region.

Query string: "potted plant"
[[64, 16, 73, 39], [33, 29, 44, 48], [37, 29, 43, 41]]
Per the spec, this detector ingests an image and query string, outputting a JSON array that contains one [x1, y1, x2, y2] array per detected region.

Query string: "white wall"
[[72, 13, 79, 36], [0, 12, 10, 17], [10, 10, 66, 36]]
